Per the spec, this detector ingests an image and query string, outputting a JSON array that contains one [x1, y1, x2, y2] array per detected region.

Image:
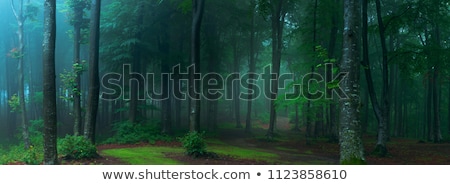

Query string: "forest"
[[0, 0, 449, 165]]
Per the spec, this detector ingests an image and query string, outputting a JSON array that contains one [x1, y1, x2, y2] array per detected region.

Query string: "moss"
[[341, 157, 366, 165], [101, 147, 183, 165]]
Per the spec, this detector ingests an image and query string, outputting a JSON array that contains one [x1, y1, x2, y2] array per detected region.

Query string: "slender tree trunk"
[[448, 81, 450, 135], [72, 5, 82, 136], [432, 67, 442, 143], [431, 23, 442, 143], [426, 70, 433, 141], [305, 0, 318, 141], [340, 0, 365, 164], [245, 0, 256, 133], [267, 0, 285, 139], [11, 0, 30, 149], [447, 82, 450, 134], [189, 0, 205, 132], [84, 0, 101, 143], [205, 16, 219, 132], [327, 0, 339, 142], [129, 3, 144, 124], [43, 0, 58, 165], [233, 33, 242, 128], [159, 22, 171, 134]]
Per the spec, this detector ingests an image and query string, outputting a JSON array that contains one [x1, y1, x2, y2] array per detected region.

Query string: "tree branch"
[[10, 0, 19, 21]]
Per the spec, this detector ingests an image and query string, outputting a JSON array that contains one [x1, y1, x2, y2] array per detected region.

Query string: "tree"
[[266, 0, 287, 139], [66, 0, 90, 136], [339, 0, 365, 165], [43, 0, 58, 165], [189, 0, 205, 132], [84, 0, 101, 143], [10, 0, 37, 149], [245, 0, 257, 133]]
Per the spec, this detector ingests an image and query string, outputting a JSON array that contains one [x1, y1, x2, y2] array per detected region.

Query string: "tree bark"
[[43, 0, 58, 165], [339, 0, 365, 164], [84, 0, 101, 144]]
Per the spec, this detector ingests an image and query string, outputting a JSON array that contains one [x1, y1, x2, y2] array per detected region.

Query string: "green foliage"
[[29, 119, 44, 136], [31, 91, 43, 104], [7, 48, 24, 59], [22, 145, 40, 165], [24, 2, 39, 21], [58, 135, 98, 160], [64, 0, 91, 26], [180, 131, 207, 157], [257, 113, 270, 124], [8, 94, 21, 113], [59, 61, 87, 102], [105, 121, 171, 144], [0, 135, 44, 165]]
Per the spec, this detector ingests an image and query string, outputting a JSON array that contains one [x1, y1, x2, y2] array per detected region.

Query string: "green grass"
[[101, 147, 184, 165]]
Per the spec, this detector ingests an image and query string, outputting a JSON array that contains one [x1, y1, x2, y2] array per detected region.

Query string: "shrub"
[[180, 131, 207, 158], [58, 135, 98, 160], [22, 146, 40, 165]]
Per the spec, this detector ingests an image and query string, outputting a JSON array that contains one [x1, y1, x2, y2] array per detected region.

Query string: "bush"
[[180, 131, 207, 158], [22, 146, 40, 165], [58, 135, 98, 160]]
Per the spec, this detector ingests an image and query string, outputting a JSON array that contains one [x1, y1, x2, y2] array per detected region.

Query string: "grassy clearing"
[[101, 147, 184, 165]]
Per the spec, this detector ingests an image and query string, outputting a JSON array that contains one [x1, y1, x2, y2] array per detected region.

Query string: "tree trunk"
[[267, 0, 285, 139], [326, 0, 339, 142], [245, 0, 256, 133], [360, 0, 389, 157], [11, 0, 30, 149], [159, 21, 172, 134], [129, 3, 144, 124], [84, 0, 101, 144], [426, 73, 432, 141], [432, 67, 442, 143], [339, 0, 365, 164], [448, 81, 450, 135], [189, 0, 205, 132], [43, 0, 58, 165], [205, 16, 219, 132], [232, 32, 242, 129], [72, 5, 83, 136]]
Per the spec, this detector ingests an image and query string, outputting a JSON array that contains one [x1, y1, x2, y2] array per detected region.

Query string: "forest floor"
[[75, 117, 450, 165]]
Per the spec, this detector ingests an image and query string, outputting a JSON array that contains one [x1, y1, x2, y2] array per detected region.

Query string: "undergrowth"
[[104, 121, 173, 144], [58, 135, 98, 160]]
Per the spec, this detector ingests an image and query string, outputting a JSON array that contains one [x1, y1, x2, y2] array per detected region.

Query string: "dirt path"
[[216, 117, 339, 164]]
